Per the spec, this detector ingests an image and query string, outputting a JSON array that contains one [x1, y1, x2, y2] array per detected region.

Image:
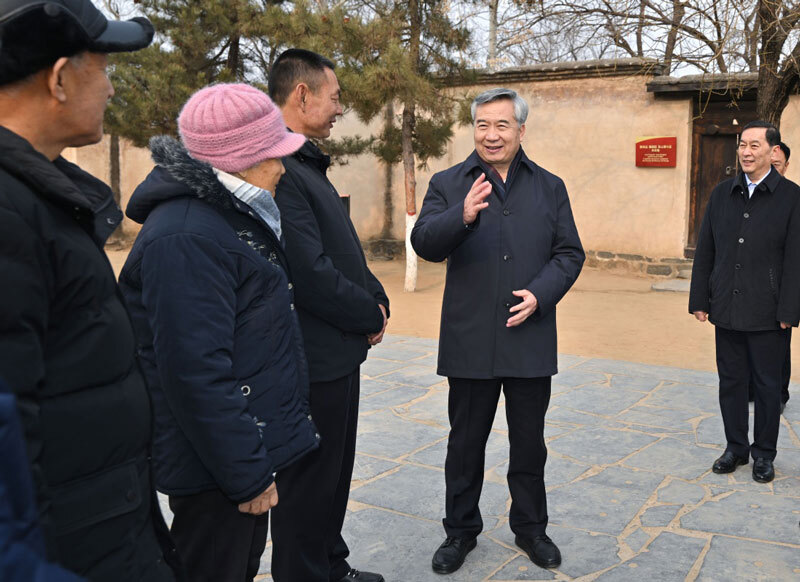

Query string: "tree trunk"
[[381, 103, 395, 240], [663, 0, 685, 74], [108, 133, 123, 243], [402, 101, 417, 292], [756, 0, 797, 127], [488, 0, 499, 69], [227, 34, 241, 76]]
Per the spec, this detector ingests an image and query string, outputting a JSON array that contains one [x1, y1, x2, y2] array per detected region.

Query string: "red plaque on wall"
[[636, 136, 677, 167]]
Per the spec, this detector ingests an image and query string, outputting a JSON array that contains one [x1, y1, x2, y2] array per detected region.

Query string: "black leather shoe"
[[515, 534, 562, 569], [712, 451, 748, 474], [431, 536, 477, 574], [752, 458, 775, 483], [339, 569, 384, 582]]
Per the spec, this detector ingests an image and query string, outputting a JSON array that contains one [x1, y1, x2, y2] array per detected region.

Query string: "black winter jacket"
[[119, 137, 319, 503], [689, 169, 800, 331], [411, 149, 584, 379], [0, 127, 177, 580], [275, 140, 389, 383]]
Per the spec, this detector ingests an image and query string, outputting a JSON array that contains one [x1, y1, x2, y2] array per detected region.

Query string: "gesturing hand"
[[238, 481, 278, 515], [463, 174, 493, 225], [506, 289, 538, 327]]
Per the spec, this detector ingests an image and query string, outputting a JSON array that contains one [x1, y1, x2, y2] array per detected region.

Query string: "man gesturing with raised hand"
[[411, 87, 584, 575]]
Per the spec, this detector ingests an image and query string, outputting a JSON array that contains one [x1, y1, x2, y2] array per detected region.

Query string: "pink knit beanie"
[[178, 83, 305, 173]]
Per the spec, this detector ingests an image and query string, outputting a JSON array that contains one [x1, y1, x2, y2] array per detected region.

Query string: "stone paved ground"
[[161, 334, 800, 581]]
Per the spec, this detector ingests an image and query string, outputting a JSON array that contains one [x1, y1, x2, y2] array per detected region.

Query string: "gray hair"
[[471, 88, 528, 126]]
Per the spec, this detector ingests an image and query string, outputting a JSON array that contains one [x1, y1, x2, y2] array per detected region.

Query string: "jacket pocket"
[[49, 460, 141, 535]]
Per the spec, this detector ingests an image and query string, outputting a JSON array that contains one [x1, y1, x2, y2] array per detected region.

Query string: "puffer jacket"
[[0, 126, 177, 581], [119, 136, 319, 503]]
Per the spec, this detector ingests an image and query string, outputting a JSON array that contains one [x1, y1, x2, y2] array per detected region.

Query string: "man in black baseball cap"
[[0, 2, 180, 581]]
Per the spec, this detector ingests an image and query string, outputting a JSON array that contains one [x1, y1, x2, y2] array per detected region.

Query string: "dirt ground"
[[106, 251, 800, 379]]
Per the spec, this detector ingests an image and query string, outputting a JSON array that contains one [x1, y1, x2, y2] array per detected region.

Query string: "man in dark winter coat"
[[411, 88, 584, 574], [690, 121, 800, 484], [119, 84, 319, 582], [0, 1, 178, 580], [267, 49, 389, 582]]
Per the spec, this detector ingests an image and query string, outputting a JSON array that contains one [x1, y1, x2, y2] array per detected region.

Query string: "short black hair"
[[268, 48, 335, 106], [0, 7, 89, 87], [742, 120, 781, 148], [779, 141, 791, 161]]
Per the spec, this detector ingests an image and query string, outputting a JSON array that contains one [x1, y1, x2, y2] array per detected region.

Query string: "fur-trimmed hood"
[[126, 135, 233, 224]]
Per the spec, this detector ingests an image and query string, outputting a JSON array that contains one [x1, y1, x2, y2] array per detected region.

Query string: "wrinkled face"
[[771, 148, 789, 176], [239, 158, 285, 195], [303, 67, 343, 139], [473, 98, 525, 170], [61, 52, 114, 147], [738, 127, 777, 180]]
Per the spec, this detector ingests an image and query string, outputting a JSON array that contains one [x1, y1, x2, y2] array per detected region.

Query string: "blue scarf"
[[213, 169, 282, 240]]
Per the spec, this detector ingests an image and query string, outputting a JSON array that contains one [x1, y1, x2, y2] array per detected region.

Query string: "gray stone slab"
[[552, 384, 646, 416], [594, 532, 705, 582], [576, 359, 718, 387], [360, 358, 409, 378], [645, 383, 719, 412], [490, 524, 621, 579], [651, 278, 690, 293], [609, 375, 664, 392], [402, 389, 448, 424], [551, 368, 607, 388], [547, 467, 664, 535], [624, 527, 651, 552], [377, 364, 445, 389], [368, 342, 434, 361], [548, 426, 658, 466], [351, 454, 399, 482], [773, 476, 800, 496], [488, 556, 556, 580], [357, 410, 448, 459], [341, 507, 516, 582], [558, 354, 590, 369], [360, 377, 402, 397], [696, 534, 800, 582], [616, 405, 702, 432], [656, 480, 706, 506], [360, 385, 428, 412], [350, 464, 510, 523], [624, 437, 712, 480], [681, 491, 800, 543], [546, 406, 620, 427], [639, 504, 680, 527], [696, 412, 800, 451]]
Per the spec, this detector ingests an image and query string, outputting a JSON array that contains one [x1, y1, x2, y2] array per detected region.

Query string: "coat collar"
[[0, 125, 110, 212], [289, 133, 331, 174], [463, 147, 536, 176], [729, 167, 781, 197]]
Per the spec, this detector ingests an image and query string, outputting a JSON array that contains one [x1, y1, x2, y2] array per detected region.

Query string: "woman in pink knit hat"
[[118, 84, 319, 582]]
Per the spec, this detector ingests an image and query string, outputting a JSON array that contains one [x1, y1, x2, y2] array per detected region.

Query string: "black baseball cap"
[[0, 0, 154, 53]]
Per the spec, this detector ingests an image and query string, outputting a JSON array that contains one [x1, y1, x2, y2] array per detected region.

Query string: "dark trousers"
[[748, 328, 791, 404], [168, 489, 268, 582], [444, 376, 551, 540], [271, 370, 360, 582], [716, 326, 789, 461]]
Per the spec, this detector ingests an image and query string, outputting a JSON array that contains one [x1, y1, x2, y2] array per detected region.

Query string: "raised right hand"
[[463, 174, 493, 225]]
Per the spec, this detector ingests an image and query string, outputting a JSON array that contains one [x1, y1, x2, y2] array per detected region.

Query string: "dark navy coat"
[[689, 169, 800, 330], [411, 149, 584, 379], [0, 127, 177, 580], [275, 140, 389, 383], [119, 137, 319, 504]]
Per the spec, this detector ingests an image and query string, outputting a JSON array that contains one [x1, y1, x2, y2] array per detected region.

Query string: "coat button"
[[733, 289, 740, 295], [290, 303, 295, 310], [738, 238, 745, 244], [743, 212, 750, 218], [735, 263, 741, 269], [503, 254, 510, 261], [241, 385, 251, 396], [315, 432, 321, 440], [503, 209, 510, 216], [307, 414, 313, 421], [504, 302, 511, 308], [288, 283, 293, 290]]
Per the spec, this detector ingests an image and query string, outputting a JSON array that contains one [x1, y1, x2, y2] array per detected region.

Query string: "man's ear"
[[293, 82, 309, 109], [47, 57, 71, 104], [519, 123, 526, 140]]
